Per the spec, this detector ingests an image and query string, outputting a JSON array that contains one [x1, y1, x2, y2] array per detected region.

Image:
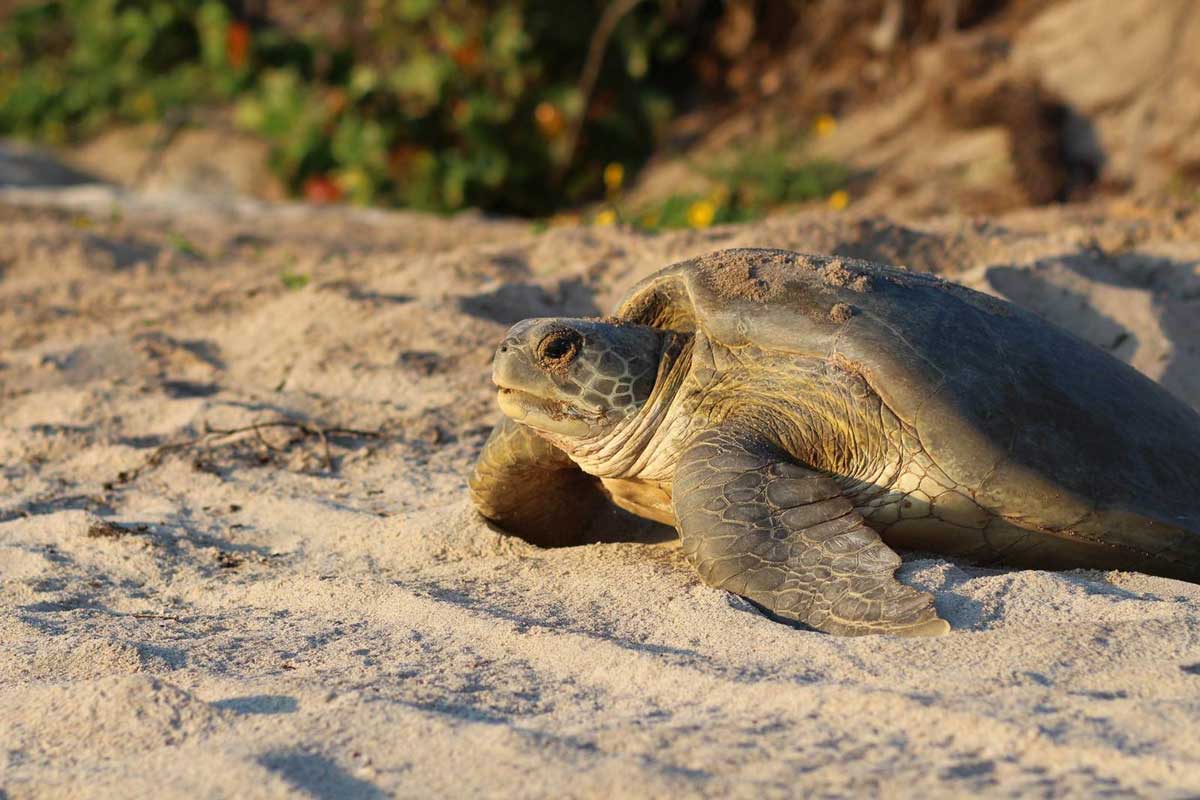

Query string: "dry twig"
[[106, 418, 384, 488], [555, 0, 644, 183]]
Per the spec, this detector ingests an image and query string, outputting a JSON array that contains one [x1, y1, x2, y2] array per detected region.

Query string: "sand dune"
[[3, 186, 1200, 797]]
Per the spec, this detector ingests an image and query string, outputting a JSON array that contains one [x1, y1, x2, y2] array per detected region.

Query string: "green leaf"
[[196, 1, 231, 69], [397, 0, 437, 22], [279, 270, 309, 290]]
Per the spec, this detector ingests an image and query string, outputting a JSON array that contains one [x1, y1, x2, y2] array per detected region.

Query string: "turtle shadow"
[[476, 504, 676, 548], [584, 506, 678, 545]]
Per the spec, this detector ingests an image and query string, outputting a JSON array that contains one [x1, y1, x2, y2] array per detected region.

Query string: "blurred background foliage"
[[8, 0, 1158, 225], [0, 0, 847, 221]]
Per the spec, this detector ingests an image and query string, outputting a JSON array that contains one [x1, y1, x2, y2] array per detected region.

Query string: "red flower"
[[303, 175, 342, 204], [452, 41, 480, 70], [227, 22, 250, 69]]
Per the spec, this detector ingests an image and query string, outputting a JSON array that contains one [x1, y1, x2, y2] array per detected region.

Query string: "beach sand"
[[3, 186, 1200, 797]]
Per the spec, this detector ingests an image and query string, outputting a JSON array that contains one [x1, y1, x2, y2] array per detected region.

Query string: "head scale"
[[491, 317, 666, 442]]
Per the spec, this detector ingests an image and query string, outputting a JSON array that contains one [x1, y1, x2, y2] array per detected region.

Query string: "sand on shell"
[[3, 185, 1200, 798]]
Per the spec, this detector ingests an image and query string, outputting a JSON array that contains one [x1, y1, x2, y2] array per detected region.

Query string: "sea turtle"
[[470, 248, 1200, 636]]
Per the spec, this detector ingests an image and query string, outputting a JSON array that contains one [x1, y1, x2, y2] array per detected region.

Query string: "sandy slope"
[[3, 186, 1200, 798]]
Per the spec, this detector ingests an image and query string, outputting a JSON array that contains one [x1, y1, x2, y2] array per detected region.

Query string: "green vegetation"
[[278, 269, 309, 290], [167, 230, 202, 257], [0, 0, 719, 216], [601, 141, 849, 231]]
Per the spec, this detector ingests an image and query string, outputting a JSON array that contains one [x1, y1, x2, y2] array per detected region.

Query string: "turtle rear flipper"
[[470, 418, 610, 548], [673, 427, 949, 637]]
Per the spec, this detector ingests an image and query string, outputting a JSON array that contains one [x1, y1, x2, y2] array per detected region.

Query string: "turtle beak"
[[492, 320, 553, 395]]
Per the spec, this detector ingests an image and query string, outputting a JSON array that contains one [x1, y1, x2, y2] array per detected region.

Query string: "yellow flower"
[[234, 98, 265, 130], [603, 162, 624, 192], [336, 167, 373, 205], [594, 209, 617, 226], [687, 200, 716, 229], [640, 211, 660, 229], [827, 189, 850, 211], [813, 113, 837, 139]]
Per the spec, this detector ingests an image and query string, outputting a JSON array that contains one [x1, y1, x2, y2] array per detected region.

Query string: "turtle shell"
[[616, 248, 1200, 564]]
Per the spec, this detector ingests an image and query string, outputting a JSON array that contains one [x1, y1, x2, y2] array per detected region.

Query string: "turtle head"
[[492, 317, 666, 441]]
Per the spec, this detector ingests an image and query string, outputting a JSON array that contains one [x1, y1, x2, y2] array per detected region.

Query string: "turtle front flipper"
[[470, 418, 611, 548], [673, 427, 950, 637]]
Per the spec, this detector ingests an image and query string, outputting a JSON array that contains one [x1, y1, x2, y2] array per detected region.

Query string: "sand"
[[3, 184, 1200, 798]]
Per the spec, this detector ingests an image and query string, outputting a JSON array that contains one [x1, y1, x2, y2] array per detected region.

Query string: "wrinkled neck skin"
[[533, 330, 906, 503], [537, 330, 699, 481]]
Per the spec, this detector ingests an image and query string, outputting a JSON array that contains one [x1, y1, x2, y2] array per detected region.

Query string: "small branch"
[[316, 425, 333, 471], [554, 0, 644, 184], [106, 418, 384, 488], [203, 420, 383, 439], [252, 423, 284, 453], [135, 107, 191, 187]]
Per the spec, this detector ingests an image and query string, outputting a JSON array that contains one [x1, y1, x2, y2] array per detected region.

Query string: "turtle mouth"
[[496, 386, 567, 416], [496, 386, 596, 438], [495, 385, 606, 429]]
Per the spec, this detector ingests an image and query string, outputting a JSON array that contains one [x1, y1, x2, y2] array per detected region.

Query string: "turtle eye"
[[537, 329, 582, 366]]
